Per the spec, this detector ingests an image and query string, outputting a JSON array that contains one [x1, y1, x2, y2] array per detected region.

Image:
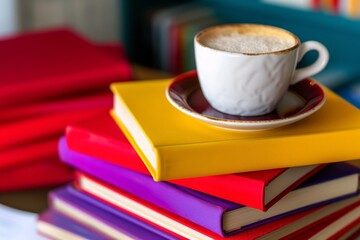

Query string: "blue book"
[[37, 209, 109, 240], [336, 80, 360, 109], [49, 186, 180, 240]]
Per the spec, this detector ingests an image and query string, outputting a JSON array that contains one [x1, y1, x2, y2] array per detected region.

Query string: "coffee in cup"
[[201, 28, 295, 54], [194, 24, 329, 116]]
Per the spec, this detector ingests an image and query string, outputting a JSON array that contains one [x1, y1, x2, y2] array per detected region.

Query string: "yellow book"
[[110, 79, 360, 181], [348, 0, 360, 18]]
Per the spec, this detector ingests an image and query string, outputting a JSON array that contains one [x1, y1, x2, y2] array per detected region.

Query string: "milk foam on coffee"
[[204, 32, 294, 54], [200, 25, 297, 54]]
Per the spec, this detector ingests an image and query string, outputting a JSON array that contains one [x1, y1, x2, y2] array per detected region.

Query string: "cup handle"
[[292, 41, 329, 84]]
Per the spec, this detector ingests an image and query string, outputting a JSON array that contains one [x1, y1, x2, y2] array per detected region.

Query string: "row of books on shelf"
[[262, 0, 360, 18], [36, 77, 360, 238], [0, 28, 132, 192], [126, 0, 360, 109], [126, 0, 360, 72]]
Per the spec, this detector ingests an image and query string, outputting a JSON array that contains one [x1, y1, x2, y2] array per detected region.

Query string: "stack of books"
[[0, 28, 132, 192], [37, 75, 360, 239]]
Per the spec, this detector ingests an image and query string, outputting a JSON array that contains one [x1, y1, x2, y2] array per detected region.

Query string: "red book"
[[66, 113, 325, 211], [311, 0, 321, 10], [0, 92, 112, 124], [257, 196, 360, 240], [96, 43, 128, 60], [288, 206, 360, 240], [0, 28, 131, 109], [169, 23, 182, 74], [0, 139, 59, 170], [332, 0, 340, 13], [0, 42, 127, 124], [0, 157, 73, 192], [0, 108, 109, 151]]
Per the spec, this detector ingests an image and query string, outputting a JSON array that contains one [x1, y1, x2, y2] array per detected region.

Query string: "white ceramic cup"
[[194, 24, 329, 116]]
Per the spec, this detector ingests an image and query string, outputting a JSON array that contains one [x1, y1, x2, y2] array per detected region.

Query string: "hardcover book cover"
[[49, 186, 184, 240], [65, 113, 324, 210], [0, 28, 131, 109], [59, 138, 360, 236], [0, 156, 73, 192], [0, 139, 59, 170], [0, 108, 109, 151], [110, 78, 360, 181], [0, 92, 112, 124], [37, 209, 109, 240]]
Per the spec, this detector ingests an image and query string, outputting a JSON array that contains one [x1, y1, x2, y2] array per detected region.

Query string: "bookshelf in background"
[[119, 0, 360, 107], [262, 0, 360, 18]]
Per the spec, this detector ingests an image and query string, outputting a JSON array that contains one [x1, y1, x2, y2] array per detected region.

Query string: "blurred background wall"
[[2, 0, 121, 42]]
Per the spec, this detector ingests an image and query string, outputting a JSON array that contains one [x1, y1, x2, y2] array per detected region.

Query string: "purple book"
[[49, 186, 180, 240], [59, 137, 360, 236], [37, 209, 108, 240]]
